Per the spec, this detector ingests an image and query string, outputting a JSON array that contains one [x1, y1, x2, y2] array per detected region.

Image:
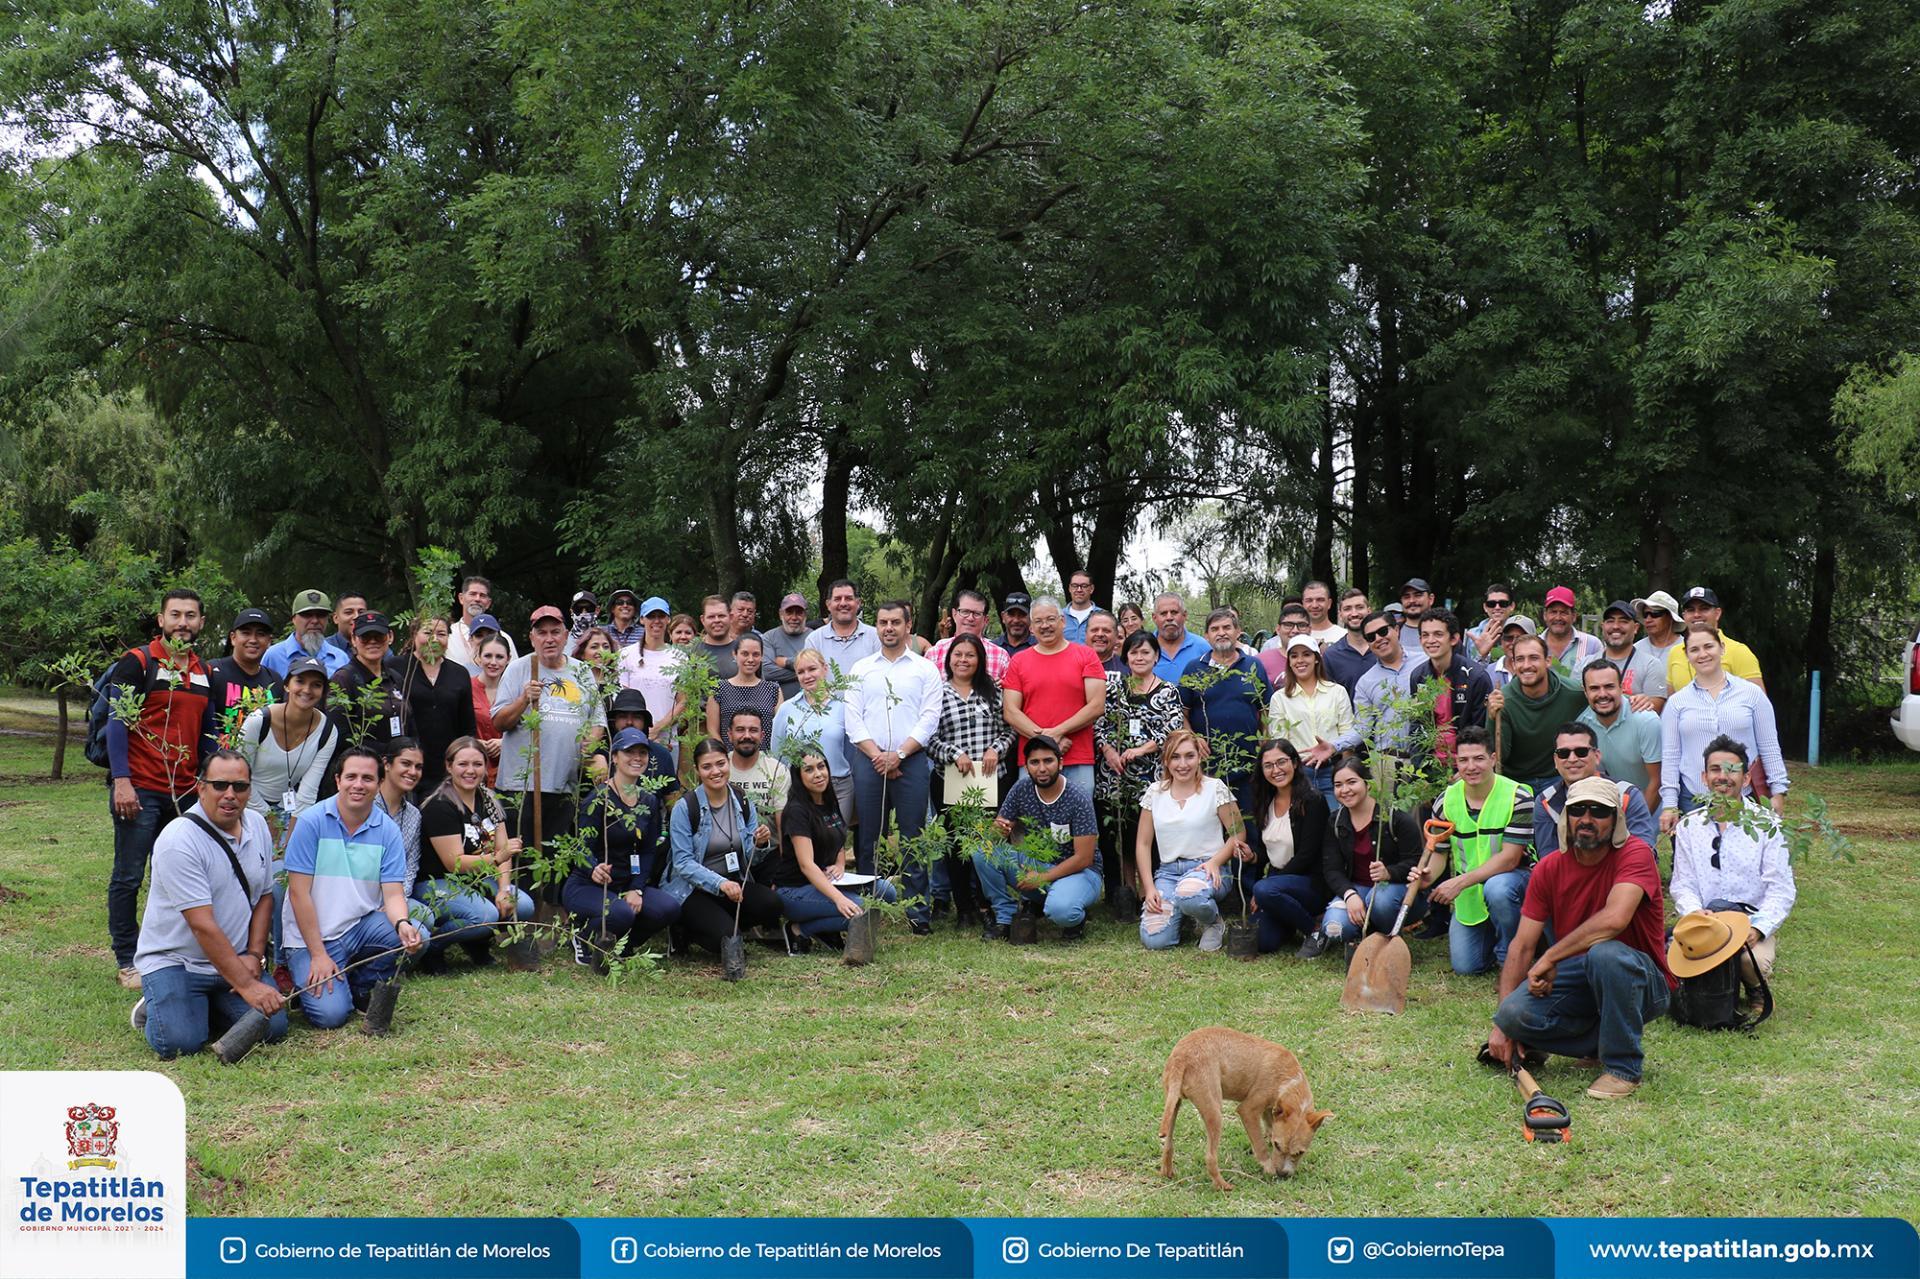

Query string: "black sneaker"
[[1296, 931, 1331, 960], [1342, 935, 1360, 968], [931, 898, 952, 918], [784, 926, 813, 955], [908, 919, 932, 936], [980, 919, 1010, 942], [462, 939, 496, 967], [572, 932, 595, 967], [1058, 922, 1086, 943], [416, 948, 449, 976]]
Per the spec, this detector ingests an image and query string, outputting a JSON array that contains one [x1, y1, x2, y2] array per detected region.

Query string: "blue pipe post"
[[1808, 670, 1822, 768]]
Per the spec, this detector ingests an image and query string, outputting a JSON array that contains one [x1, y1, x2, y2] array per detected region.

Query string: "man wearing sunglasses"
[[1532, 722, 1657, 856], [1467, 583, 1517, 661], [129, 749, 286, 1058], [1353, 609, 1420, 756], [1488, 776, 1675, 1099]]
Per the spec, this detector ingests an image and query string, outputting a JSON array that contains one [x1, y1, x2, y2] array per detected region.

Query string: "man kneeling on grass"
[[1486, 777, 1676, 1098], [131, 749, 286, 1057], [282, 746, 428, 1028], [974, 735, 1101, 941]]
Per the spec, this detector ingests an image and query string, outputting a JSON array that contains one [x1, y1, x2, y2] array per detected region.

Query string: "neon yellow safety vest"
[[1440, 775, 1523, 927]]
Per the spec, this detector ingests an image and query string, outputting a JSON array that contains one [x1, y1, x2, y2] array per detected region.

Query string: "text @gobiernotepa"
[[16, 1176, 167, 1223]]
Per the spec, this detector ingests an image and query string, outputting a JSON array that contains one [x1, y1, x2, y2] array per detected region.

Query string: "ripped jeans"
[[1139, 856, 1231, 949]]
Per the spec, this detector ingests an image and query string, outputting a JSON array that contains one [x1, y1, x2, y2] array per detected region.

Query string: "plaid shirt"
[[926, 635, 1010, 684], [925, 684, 1013, 765]]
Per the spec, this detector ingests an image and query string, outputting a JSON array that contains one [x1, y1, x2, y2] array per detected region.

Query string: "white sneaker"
[[1198, 919, 1226, 952], [130, 998, 147, 1032]]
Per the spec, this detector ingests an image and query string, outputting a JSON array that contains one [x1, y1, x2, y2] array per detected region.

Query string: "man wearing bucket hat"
[[1670, 734, 1795, 983], [1487, 776, 1675, 1099], [263, 589, 350, 679], [1631, 589, 1684, 692], [604, 589, 645, 650]]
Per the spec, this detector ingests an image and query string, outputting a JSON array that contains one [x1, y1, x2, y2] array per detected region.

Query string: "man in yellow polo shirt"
[[1665, 587, 1763, 693]]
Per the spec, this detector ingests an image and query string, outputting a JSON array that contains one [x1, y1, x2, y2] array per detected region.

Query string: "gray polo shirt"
[[759, 625, 812, 698], [133, 804, 273, 976]]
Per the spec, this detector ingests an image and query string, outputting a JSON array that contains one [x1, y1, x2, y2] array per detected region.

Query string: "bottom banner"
[[174, 1216, 1916, 1279]]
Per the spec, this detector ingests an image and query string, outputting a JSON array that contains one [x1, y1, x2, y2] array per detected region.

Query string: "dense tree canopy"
[[2, 0, 1917, 745]]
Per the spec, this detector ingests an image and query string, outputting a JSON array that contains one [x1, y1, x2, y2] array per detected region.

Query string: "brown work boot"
[[1586, 1073, 1639, 1099], [117, 966, 142, 990]]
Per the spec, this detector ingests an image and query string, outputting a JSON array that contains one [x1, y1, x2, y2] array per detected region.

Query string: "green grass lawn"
[[2, 689, 1916, 1219]]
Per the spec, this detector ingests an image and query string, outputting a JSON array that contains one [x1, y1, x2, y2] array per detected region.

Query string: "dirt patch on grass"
[[188, 1157, 247, 1212], [0, 882, 28, 903]]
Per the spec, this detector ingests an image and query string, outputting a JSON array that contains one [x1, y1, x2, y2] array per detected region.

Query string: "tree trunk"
[[1085, 492, 1132, 608], [707, 448, 747, 593], [917, 493, 960, 639], [1349, 403, 1372, 597], [1312, 364, 1336, 584], [1037, 479, 1083, 592], [52, 686, 69, 781], [817, 423, 855, 607]]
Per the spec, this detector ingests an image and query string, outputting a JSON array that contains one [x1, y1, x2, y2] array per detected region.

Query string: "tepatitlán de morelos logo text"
[[17, 1100, 167, 1229]]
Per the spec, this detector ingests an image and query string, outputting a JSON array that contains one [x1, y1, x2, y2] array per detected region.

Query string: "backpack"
[[1671, 943, 1772, 1032], [83, 650, 147, 769]]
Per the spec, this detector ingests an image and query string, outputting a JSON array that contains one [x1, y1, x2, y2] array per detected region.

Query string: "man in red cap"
[[1541, 586, 1602, 679], [761, 592, 814, 703]]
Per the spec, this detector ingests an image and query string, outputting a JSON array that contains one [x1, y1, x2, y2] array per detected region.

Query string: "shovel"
[[1513, 1063, 1571, 1143], [1340, 818, 1455, 1014]]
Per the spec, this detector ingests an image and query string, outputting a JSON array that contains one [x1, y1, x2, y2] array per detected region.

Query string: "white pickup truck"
[[1895, 627, 1920, 751]]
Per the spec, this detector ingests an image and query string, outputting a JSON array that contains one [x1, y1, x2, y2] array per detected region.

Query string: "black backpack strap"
[[184, 813, 258, 900], [1736, 943, 1773, 1032]]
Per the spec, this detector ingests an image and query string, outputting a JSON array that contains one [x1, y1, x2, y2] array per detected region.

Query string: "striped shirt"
[[281, 796, 406, 949]]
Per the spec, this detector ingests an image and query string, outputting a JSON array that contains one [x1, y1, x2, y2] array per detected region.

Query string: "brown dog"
[[1159, 1027, 1331, 1191]]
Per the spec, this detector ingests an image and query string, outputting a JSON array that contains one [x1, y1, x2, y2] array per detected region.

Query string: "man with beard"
[[1397, 577, 1436, 660], [263, 589, 349, 678], [104, 589, 223, 988], [1578, 658, 1663, 797], [1322, 588, 1377, 697], [760, 593, 813, 702], [727, 708, 790, 829], [1149, 593, 1209, 681], [995, 592, 1037, 656], [1596, 600, 1668, 712], [1487, 777, 1674, 1099]]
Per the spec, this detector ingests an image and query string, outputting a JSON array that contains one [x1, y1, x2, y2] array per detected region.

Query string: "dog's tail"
[[1158, 1065, 1183, 1178]]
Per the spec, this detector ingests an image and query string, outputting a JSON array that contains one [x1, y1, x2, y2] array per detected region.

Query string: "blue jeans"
[[973, 845, 1102, 928], [1250, 873, 1324, 951], [775, 878, 901, 937], [1448, 868, 1531, 975], [109, 787, 183, 965], [1141, 856, 1230, 949], [286, 910, 429, 1029], [140, 964, 287, 1059], [1493, 940, 1671, 1081], [1302, 763, 1338, 812], [412, 878, 534, 953], [560, 878, 681, 947], [851, 751, 932, 925], [1321, 881, 1429, 938]]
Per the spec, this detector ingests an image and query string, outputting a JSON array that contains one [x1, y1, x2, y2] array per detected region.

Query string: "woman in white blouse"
[[240, 656, 339, 845], [1265, 636, 1354, 810], [1136, 730, 1247, 952]]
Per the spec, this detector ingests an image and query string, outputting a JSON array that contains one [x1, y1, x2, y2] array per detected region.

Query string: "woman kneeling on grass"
[[663, 737, 783, 958], [1137, 730, 1247, 952], [566, 728, 680, 971], [1245, 738, 1331, 956], [413, 737, 536, 971], [773, 750, 899, 951], [1318, 752, 1427, 955]]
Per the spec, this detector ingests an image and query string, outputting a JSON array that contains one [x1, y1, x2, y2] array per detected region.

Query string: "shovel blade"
[[1340, 935, 1411, 1014]]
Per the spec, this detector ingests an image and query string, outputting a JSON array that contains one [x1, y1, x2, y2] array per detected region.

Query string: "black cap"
[[231, 608, 273, 632], [571, 590, 598, 609], [353, 611, 392, 637], [1682, 586, 1720, 609], [284, 655, 328, 681], [1602, 599, 1637, 620], [1399, 577, 1433, 595], [1003, 592, 1032, 612]]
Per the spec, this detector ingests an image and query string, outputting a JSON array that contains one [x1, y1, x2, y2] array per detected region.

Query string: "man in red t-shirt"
[[1001, 597, 1108, 802], [1487, 776, 1676, 1098]]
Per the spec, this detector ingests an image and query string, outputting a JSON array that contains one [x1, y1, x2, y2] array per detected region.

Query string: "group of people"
[[109, 572, 1796, 1099]]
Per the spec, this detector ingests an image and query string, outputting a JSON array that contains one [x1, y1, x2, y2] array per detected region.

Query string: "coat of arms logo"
[[65, 1103, 119, 1170]]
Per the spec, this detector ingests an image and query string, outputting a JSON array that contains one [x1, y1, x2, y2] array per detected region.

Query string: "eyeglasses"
[[1554, 746, 1594, 759], [202, 779, 252, 793], [1484, 597, 1512, 609], [954, 608, 986, 618], [1565, 802, 1614, 819], [1710, 833, 1722, 870], [1363, 627, 1393, 642]]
